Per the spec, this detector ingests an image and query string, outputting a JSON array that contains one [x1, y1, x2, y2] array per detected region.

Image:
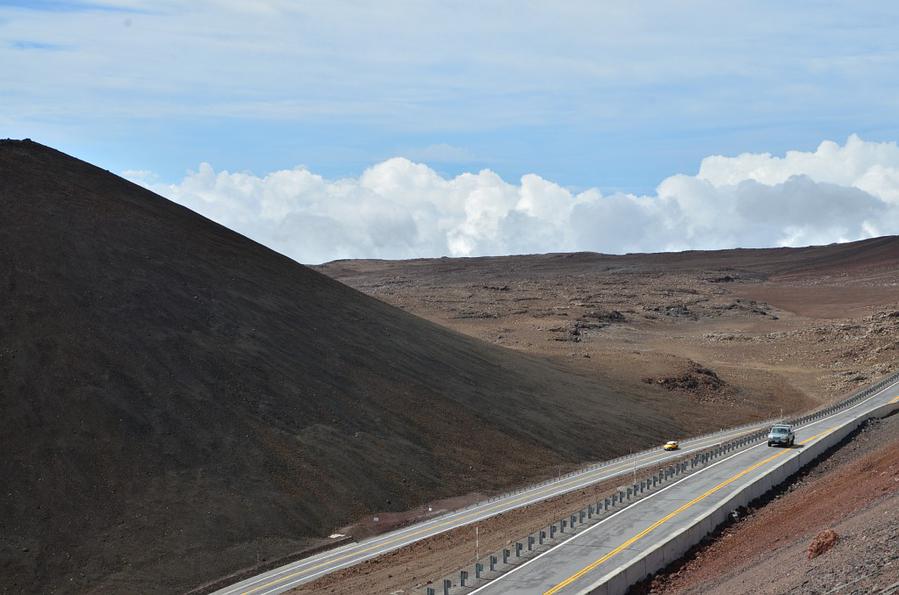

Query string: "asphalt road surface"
[[215, 425, 768, 595], [471, 380, 899, 595]]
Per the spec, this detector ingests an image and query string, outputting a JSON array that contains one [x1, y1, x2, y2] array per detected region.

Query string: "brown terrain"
[[641, 410, 899, 594], [2, 139, 897, 595], [0, 140, 790, 594], [318, 241, 899, 411], [305, 239, 899, 593]]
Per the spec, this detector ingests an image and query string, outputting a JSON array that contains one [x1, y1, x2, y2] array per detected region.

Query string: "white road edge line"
[[243, 435, 749, 594], [217, 427, 762, 593], [465, 379, 899, 595]]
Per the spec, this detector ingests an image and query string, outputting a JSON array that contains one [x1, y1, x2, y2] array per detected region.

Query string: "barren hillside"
[[0, 141, 763, 593], [318, 237, 899, 412]]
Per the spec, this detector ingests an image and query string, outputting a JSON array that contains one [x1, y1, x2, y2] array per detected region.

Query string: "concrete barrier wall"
[[420, 372, 898, 594], [583, 391, 899, 595]]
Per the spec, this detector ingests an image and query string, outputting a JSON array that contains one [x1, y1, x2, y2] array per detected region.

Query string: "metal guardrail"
[[471, 369, 899, 509], [422, 369, 899, 594]]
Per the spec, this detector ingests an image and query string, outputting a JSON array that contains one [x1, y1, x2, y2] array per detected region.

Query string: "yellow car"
[[663, 440, 679, 451]]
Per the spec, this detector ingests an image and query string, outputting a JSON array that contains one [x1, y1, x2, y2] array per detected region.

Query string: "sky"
[[3, 1, 899, 263]]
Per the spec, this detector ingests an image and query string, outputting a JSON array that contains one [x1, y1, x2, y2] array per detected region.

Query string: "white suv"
[[767, 424, 795, 447]]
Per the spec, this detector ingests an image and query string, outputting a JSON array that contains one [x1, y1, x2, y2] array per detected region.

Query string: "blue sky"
[[3, 1, 898, 192], [3, 1, 899, 261]]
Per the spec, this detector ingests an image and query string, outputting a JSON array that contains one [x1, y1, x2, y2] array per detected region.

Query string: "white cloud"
[[126, 136, 899, 264]]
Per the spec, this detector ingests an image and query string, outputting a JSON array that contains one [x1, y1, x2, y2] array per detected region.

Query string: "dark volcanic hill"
[[0, 141, 714, 593]]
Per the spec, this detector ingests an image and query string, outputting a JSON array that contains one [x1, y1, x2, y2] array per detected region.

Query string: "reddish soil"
[[641, 411, 899, 594]]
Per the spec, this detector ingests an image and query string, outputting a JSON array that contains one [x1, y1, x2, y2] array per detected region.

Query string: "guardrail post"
[[426, 587, 435, 595], [475, 563, 483, 579], [560, 519, 566, 533], [550, 525, 556, 539], [490, 555, 497, 572], [539, 530, 545, 545], [503, 549, 510, 565], [460, 570, 468, 587], [443, 579, 451, 595], [604, 497, 611, 509], [588, 504, 594, 518], [519, 540, 526, 555]]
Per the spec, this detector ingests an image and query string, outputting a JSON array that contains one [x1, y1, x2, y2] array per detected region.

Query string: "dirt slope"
[[0, 140, 723, 593]]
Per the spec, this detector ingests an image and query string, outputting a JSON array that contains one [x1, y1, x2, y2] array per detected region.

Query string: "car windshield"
[[771, 427, 789, 434]]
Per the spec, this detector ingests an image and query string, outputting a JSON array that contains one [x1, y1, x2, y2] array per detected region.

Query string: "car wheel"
[[767, 441, 772, 447]]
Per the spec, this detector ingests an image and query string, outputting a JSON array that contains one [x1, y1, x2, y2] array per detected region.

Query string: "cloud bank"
[[125, 135, 899, 264]]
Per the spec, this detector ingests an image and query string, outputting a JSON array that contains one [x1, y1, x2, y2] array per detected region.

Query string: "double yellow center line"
[[543, 428, 834, 595]]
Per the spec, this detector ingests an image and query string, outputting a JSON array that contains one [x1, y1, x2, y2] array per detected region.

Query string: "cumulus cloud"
[[125, 136, 899, 264]]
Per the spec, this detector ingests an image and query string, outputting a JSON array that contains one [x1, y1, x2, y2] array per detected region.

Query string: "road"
[[214, 424, 767, 595], [471, 379, 899, 595]]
